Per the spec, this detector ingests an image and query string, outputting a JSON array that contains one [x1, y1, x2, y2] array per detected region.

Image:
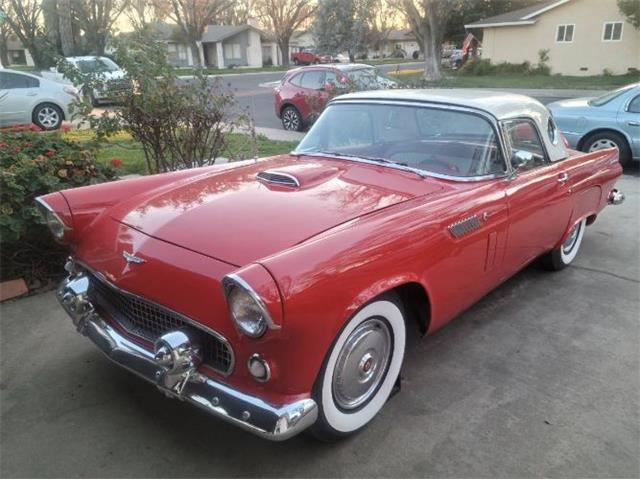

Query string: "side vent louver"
[[448, 215, 482, 238], [256, 170, 300, 188]]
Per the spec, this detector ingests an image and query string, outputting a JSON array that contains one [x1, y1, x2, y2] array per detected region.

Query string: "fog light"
[[248, 354, 270, 382]]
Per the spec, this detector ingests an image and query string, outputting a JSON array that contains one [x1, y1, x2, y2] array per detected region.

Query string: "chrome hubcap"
[[563, 223, 581, 254], [588, 139, 617, 152], [283, 109, 299, 130], [332, 318, 392, 410], [37, 107, 59, 128]]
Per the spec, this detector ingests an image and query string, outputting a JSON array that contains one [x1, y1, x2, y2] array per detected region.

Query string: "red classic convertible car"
[[38, 90, 624, 441]]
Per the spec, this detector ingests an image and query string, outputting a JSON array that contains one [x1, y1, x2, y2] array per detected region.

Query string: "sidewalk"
[[255, 126, 304, 142], [479, 87, 602, 99]]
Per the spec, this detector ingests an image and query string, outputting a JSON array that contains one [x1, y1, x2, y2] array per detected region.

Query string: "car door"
[[0, 72, 39, 126], [502, 118, 575, 273], [297, 69, 327, 121], [618, 91, 640, 158]]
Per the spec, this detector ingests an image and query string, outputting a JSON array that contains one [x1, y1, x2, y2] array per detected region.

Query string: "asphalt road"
[[1, 174, 638, 477]]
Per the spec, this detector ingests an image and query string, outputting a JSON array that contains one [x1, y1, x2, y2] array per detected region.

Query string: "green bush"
[[0, 129, 117, 286], [458, 57, 550, 76]]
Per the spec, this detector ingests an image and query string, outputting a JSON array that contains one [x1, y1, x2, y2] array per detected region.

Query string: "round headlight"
[[228, 286, 268, 338], [45, 210, 66, 239]]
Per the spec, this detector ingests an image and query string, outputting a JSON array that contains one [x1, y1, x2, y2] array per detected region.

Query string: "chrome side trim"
[[448, 215, 483, 238], [256, 170, 300, 187], [76, 259, 235, 376], [222, 273, 281, 331], [56, 270, 317, 441]]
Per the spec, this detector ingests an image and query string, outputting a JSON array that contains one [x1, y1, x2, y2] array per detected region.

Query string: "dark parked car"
[[274, 64, 398, 131]]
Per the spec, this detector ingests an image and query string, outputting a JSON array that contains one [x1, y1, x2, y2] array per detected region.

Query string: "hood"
[[110, 155, 441, 265]]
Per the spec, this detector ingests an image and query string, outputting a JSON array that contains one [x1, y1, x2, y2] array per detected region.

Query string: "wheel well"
[[577, 128, 629, 151], [33, 102, 65, 121], [586, 214, 597, 226], [280, 103, 298, 116], [393, 282, 430, 336]]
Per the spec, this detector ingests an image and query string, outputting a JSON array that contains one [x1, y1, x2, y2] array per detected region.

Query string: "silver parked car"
[[548, 83, 639, 166], [0, 69, 79, 130]]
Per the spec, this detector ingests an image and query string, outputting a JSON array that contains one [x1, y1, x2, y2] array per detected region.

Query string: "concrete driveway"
[[1, 175, 638, 478]]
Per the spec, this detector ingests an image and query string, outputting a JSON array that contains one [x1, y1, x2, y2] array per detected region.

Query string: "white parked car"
[[42, 56, 126, 106], [334, 53, 350, 64], [0, 69, 79, 130]]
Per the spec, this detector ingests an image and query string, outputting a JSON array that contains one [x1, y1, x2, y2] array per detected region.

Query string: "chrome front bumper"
[[56, 269, 317, 441]]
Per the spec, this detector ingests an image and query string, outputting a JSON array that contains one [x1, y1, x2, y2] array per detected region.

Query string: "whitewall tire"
[[311, 295, 406, 441], [542, 219, 587, 271]]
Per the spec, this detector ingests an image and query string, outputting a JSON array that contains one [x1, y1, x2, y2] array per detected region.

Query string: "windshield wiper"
[[298, 151, 425, 178]]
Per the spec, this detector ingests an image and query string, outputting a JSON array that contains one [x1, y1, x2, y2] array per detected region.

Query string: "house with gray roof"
[[201, 24, 265, 68], [465, 0, 639, 75]]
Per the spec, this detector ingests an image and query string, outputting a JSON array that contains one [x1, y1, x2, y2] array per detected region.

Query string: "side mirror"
[[511, 149, 534, 169], [323, 83, 333, 92]]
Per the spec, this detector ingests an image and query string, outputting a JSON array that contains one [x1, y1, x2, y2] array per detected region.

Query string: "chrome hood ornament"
[[122, 251, 146, 264]]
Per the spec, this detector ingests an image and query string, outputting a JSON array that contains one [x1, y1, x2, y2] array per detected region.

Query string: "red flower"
[[111, 158, 122, 168], [61, 122, 71, 133], [44, 149, 56, 157]]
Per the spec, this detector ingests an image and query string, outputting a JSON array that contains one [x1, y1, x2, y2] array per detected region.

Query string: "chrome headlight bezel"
[[222, 274, 274, 338], [36, 198, 71, 240]]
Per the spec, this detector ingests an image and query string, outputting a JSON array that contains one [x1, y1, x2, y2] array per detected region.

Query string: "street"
[[1, 174, 638, 478]]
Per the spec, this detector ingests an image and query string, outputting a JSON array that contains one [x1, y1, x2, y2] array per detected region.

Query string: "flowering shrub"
[[1, 129, 117, 286]]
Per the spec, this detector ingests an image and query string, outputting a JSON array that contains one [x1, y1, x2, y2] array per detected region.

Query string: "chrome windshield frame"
[[292, 98, 512, 182]]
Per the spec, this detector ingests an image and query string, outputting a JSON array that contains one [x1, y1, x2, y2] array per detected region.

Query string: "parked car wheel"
[[582, 131, 631, 167], [32, 103, 63, 130], [310, 295, 406, 441], [281, 105, 303, 131], [541, 219, 587, 271], [293, 58, 300, 66]]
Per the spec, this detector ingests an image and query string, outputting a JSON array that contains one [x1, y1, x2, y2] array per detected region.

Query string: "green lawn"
[[174, 65, 289, 76], [391, 71, 639, 90], [4, 64, 37, 72], [63, 130, 299, 175]]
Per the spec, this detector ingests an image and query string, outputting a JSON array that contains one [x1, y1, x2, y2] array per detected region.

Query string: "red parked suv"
[[274, 64, 398, 131], [290, 49, 332, 65]]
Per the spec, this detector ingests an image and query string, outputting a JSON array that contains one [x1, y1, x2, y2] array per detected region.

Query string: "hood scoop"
[[256, 170, 300, 188]]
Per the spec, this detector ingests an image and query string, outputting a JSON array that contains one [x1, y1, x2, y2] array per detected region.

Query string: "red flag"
[[462, 33, 474, 56]]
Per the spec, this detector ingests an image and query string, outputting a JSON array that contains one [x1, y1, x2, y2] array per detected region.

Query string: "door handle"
[[557, 172, 570, 183], [26, 92, 37, 96], [628, 121, 640, 127]]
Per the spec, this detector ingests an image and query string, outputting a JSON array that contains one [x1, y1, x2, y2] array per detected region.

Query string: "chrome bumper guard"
[[608, 189, 625, 205], [56, 268, 317, 441]]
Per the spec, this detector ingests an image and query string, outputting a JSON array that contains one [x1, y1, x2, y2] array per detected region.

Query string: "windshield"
[[296, 103, 505, 178], [346, 68, 397, 89], [75, 58, 120, 74], [589, 84, 636, 106]]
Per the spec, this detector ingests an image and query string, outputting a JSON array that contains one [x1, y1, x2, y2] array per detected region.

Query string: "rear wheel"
[[582, 131, 631, 167], [32, 103, 63, 130], [541, 219, 587, 271], [281, 105, 303, 131], [310, 295, 406, 442], [293, 58, 300, 66]]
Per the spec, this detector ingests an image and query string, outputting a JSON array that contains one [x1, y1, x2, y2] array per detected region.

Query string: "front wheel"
[[310, 295, 406, 441], [541, 219, 587, 271]]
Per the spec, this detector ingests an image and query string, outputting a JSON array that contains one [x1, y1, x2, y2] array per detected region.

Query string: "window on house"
[[603, 22, 623, 41], [223, 43, 242, 59], [556, 24, 574, 42]]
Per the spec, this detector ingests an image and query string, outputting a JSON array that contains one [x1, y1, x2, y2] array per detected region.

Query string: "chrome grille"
[[86, 271, 233, 374]]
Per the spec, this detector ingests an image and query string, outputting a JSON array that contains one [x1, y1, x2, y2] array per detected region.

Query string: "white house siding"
[[480, 0, 640, 76], [246, 29, 263, 67]]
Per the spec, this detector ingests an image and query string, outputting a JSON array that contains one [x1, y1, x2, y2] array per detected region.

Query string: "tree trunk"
[[278, 41, 289, 67], [0, 29, 9, 67], [42, 0, 61, 53], [421, 24, 441, 81], [190, 41, 202, 66], [58, 0, 75, 56]]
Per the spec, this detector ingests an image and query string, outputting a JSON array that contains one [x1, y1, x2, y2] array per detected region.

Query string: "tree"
[[58, 0, 76, 55], [72, 0, 129, 55], [618, 0, 639, 28], [0, 20, 10, 67], [0, 0, 50, 69], [256, 0, 314, 66], [168, 0, 233, 66], [393, 0, 455, 81], [219, 0, 255, 25], [126, 0, 171, 30], [314, 0, 371, 60]]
